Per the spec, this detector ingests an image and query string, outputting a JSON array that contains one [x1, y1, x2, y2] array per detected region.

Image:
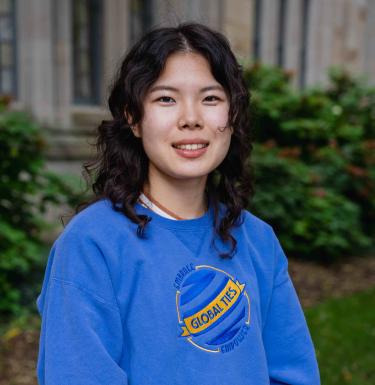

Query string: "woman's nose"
[[178, 103, 203, 130]]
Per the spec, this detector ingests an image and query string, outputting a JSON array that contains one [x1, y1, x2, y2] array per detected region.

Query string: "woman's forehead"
[[149, 52, 224, 92], [158, 52, 212, 78]]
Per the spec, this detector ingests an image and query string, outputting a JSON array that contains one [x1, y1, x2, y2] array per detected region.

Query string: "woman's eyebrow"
[[148, 85, 225, 93]]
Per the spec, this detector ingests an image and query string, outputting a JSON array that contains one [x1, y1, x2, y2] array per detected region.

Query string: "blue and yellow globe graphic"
[[176, 265, 250, 353]]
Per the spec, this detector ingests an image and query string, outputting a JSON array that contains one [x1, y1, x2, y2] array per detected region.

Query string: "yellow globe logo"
[[175, 265, 250, 353]]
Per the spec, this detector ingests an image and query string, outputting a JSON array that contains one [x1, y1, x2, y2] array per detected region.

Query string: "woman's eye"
[[157, 96, 174, 103], [204, 95, 220, 102]]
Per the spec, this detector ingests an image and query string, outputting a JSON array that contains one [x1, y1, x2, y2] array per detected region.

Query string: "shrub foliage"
[[0, 100, 78, 318], [245, 65, 374, 261]]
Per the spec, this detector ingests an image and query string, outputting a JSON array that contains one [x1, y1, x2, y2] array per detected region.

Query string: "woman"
[[36, 22, 320, 385]]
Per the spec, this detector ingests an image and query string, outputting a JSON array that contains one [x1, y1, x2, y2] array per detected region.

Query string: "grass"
[[306, 287, 375, 384]]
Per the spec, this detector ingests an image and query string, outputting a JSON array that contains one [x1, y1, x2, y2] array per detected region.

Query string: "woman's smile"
[[171, 138, 210, 158], [172, 143, 209, 158]]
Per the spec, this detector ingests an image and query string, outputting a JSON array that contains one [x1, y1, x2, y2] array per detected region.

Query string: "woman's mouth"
[[172, 143, 209, 158], [172, 143, 208, 150]]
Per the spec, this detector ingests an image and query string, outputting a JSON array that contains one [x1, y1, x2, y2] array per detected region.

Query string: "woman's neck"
[[145, 169, 208, 219]]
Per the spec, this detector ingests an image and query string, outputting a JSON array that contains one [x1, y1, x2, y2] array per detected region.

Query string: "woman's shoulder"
[[57, 198, 134, 243], [216, 202, 277, 246], [48, 198, 137, 276], [216, 201, 273, 233], [237, 207, 277, 245], [241, 208, 272, 228], [40, 199, 129, 309]]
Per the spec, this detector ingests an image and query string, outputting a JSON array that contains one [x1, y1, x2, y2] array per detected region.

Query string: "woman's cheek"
[[142, 112, 174, 141], [207, 108, 229, 131]]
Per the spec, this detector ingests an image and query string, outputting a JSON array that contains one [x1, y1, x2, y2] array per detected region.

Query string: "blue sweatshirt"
[[36, 198, 320, 385]]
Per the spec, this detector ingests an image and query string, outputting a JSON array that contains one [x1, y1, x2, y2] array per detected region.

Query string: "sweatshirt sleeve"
[[36, 229, 128, 385], [262, 230, 321, 385]]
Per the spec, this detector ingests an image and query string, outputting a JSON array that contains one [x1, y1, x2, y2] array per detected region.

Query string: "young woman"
[[36, 22, 320, 384]]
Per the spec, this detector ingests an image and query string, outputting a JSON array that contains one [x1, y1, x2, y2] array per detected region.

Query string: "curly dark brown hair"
[[75, 22, 254, 258]]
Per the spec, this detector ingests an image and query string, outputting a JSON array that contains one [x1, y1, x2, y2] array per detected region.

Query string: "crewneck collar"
[[138, 192, 178, 220], [134, 201, 214, 231]]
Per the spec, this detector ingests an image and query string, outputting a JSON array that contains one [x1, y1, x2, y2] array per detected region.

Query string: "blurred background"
[[0, 0, 374, 384]]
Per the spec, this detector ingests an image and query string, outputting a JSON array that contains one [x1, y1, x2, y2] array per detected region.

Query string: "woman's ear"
[[124, 110, 142, 138], [130, 124, 142, 138]]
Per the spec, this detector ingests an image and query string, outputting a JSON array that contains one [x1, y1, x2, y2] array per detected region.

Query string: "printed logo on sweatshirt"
[[174, 264, 250, 353]]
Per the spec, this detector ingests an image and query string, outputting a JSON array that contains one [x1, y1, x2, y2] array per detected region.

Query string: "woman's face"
[[132, 51, 232, 185]]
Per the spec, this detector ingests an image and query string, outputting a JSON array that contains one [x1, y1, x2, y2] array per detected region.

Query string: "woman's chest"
[[113, 231, 265, 355]]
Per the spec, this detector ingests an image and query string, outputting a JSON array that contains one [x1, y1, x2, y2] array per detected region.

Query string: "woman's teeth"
[[174, 143, 208, 150]]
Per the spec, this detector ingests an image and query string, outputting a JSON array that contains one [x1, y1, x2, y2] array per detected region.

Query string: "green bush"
[[245, 65, 374, 261], [0, 100, 78, 319]]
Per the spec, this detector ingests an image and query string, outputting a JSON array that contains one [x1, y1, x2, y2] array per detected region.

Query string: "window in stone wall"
[[252, 0, 262, 60], [72, 0, 103, 105], [299, 0, 310, 88], [277, 0, 288, 68], [129, 0, 153, 46], [0, 0, 16, 97]]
